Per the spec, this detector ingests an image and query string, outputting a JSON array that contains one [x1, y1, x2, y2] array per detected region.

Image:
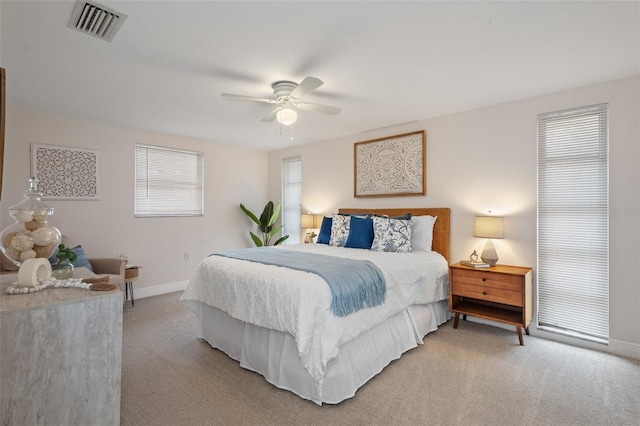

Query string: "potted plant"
[[51, 244, 77, 279], [240, 201, 289, 246]]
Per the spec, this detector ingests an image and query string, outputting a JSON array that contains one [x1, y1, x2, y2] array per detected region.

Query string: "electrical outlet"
[[183, 252, 190, 261]]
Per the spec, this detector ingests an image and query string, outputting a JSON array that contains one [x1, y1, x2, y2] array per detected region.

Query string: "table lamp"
[[301, 213, 323, 243], [473, 215, 504, 266]]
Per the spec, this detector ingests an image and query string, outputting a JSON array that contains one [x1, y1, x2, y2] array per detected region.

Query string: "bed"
[[180, 207, 451, 405]]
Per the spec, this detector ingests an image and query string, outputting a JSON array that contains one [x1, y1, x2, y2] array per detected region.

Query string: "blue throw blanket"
[[213, 247, 386, 317]]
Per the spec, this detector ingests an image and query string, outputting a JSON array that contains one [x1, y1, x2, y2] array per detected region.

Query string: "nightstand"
[[449, 263, 533, 345]]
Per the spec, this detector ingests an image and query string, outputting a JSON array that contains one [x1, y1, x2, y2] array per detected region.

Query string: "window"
[[135, 144, 204, 217], [282, 156, 301, 244], [537, 103, 609, 343]]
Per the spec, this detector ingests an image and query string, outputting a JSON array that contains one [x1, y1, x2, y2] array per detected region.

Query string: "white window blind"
[[537, 103, 609, 343], [282, 156, 301, 244], [135, 144, 204, 217]]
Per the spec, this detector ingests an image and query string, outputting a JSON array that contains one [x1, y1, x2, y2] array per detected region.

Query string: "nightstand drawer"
[[451, 268, 523, 292], [452, 282, 522, 306]]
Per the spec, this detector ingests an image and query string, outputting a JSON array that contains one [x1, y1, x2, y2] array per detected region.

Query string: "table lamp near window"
[[474, 215, 504, 266], [301, 213, 323, 243]]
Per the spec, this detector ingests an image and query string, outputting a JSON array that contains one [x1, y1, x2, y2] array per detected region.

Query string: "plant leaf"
[[249, 231, 263, 247], [259, 201, 274, 232], [273, 235, 289, 246], [268, 225, 284, 237], [240, 203, 261, 226], [267, 201, 281, 227]]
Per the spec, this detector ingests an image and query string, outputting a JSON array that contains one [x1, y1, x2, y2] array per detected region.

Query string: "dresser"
[[0, 273, 123, 425], [449, 263, 533, 345]]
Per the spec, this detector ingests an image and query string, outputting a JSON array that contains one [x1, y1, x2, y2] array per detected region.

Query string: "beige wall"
[[1, 107, 268, 294], [2, 76, 637, 358], [268, 76, 640, 358]]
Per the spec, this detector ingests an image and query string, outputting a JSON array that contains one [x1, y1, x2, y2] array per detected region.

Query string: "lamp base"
[[481, 240, 499, 266]]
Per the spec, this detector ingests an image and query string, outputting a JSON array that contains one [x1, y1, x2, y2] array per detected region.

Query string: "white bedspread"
[[180, 244, 449, 382]]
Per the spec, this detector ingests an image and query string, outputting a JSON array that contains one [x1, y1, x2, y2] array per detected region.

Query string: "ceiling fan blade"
[[295, 102, 341, 115], [290, 76, 323, 99], [221, 93, 277, 104], [261, 107, 281, 122]]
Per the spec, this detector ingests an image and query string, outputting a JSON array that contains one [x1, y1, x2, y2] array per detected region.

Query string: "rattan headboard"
[[338, 207, 451, 264]]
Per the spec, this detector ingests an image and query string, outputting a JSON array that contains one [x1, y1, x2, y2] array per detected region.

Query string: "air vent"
[[67, 1, 127, 42]]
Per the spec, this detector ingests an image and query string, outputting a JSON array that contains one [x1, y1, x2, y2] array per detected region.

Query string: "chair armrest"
[[89, 258, 126, 277]]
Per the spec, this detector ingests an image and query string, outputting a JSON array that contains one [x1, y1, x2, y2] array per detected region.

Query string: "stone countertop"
[[0, 272, 121, 314]]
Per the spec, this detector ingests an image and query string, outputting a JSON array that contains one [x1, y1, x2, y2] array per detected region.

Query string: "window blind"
[[135, 144, 204, 217], [537, 103, 609, 342], [282, 156, 301, 244]]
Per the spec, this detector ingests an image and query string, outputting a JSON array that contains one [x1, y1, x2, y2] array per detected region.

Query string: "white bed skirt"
[[186, 300, 450, 405]]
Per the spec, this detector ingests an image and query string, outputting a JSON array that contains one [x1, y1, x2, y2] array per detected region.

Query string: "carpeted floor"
[[120, 292, 640, 426]]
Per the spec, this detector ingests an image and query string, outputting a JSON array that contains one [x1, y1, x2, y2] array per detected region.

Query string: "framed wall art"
[[354, 130, 426, 198], [30, 143, 101, 200]]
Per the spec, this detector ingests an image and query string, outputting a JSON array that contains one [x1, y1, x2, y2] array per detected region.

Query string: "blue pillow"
[[345, 216, 374, 249], [317, 216, 332, 244], [71, 245, 94, 271]]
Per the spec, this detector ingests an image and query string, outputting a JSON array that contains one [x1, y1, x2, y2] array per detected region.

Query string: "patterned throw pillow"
[[371, 217, 413, 253], [329, 214, 351, 247]]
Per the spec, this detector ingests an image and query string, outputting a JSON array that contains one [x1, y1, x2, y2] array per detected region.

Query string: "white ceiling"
[[2, 1, 639, 151]]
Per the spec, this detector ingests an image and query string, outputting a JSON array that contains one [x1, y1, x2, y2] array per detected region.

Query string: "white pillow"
[[371, 217, 412, 253], [410, 215, 437, 252], [329, 214, 351, 247]]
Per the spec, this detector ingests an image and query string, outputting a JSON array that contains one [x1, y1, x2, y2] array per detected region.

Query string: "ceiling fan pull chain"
[[279, 123, 295, 141]]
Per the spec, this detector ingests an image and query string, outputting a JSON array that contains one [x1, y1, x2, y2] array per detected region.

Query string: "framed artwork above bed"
[[354, 130, 426, 198]]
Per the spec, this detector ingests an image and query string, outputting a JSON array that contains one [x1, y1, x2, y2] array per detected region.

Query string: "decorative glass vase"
[[51, 261, 75, 280], [0, 178, 61, 268]]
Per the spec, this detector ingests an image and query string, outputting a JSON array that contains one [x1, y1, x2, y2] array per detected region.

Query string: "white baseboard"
[[532, 328, 640, 361], [610, 338, 640, 361], [459, 316, 640, 361], [134, 280, 188, 300]]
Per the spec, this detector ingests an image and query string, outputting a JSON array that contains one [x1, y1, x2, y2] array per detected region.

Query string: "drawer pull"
[[482, 278, 487, 282], [482, 291, 487, 295]]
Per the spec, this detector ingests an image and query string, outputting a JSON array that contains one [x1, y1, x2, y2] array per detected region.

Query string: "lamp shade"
[[301, 213, 324, 228], [474, 216, 504, 239], [300, 213, 314, 228], [276, 107, 297, 126]]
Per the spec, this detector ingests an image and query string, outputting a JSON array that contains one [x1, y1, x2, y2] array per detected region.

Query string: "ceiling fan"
[[221, 76, 341, 126]]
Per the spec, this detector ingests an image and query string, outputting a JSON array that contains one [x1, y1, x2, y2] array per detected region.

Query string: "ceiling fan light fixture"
[[276, 107, 297, 126]]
